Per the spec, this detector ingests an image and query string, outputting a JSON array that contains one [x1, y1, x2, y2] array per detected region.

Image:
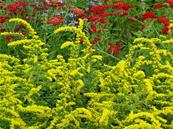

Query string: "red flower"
[[112, 2, 126, 9], [162, 25, 169, 34], [108, 43, 121, 55], [5, 35, 13, 41], [99, 12, 111, 17], [89, 5, 109, 14], [46, 1, 65, 6], [90, 37, 101, 48], [15, 24, 25, 31], [157, 16, 169, 26], [92, 37, 100, 45], [99, 17, 107, 24], [141, 11, 156, 21], [90, 25, 97, 33], [21, 32, 27, 35], [80, 38, 84, 44], [166, 0, 173, 4], [166, 0, 173, 7], [112, 2, 134, 11], [114, 11, 122, 16], [71, 8, 84, 18], [88, 15, 100, 22], [29, 3, 48, 10], [0, 17, 6, 23], [5, 2, 28, 13], [153, 3, 165, 9], [19, 9, 27, 15], [47, 15, 64, 26]]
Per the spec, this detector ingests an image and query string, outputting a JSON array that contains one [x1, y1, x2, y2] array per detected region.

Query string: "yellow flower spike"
[[60, 41, 75, 49], [8, 39, 41, 46], [99, 108, 113, 126], [9, 18, 37, 38], [125, 112, 162, 128], [162, 39, 173, 44], [0, 32, 25, 38], [91, 55, 102, 61], [133, 70, 145, 78], [133, 37, 146, 44], [144, 79, 155, 100], [150, 38, 161, 43], [78, 18, 84, 30], [169, 23, 173, 28], [159, 35, 167, 40], [54, 24, 90, 47], [169, 20, 173, 32]]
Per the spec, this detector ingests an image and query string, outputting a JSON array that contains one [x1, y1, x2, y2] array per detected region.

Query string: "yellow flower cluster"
[[9, 18, 38, 39], [0, 18, 173, 129]]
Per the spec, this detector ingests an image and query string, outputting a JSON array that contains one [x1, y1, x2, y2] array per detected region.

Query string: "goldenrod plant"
[[0, 18, 173, 129]]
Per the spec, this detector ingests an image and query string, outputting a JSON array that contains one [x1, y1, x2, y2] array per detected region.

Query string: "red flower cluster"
[[112, 2, 134, 11], [167, 0, 173, 3], [162, 26, 169, 34], [142, 11, 170, 34], [4, 1, 27, 14], [165, 0, 173, 7], [47, 15, 64, 26], [29, 3, 48, 10], [88, 4, 110, 25], [71, 8, 85, 18], [90, 25, 97, 33], [112, 1, 134, 16], [5, 35, 13, 41], [153, 2, 165, 9], [157, 16, 169, 26], [157, 16, 170, 34], [142, 11, 156, 21], [108, 43, 121, 55], [0, 17, 6, 23], [42, 0, 65, 7], [89, 5, 109, 15]]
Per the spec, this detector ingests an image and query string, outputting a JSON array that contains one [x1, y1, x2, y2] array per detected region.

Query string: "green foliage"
[[0, 18, 173, 129]]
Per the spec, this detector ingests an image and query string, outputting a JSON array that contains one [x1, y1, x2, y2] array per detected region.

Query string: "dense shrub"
[[0, 18, 173, 129]]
